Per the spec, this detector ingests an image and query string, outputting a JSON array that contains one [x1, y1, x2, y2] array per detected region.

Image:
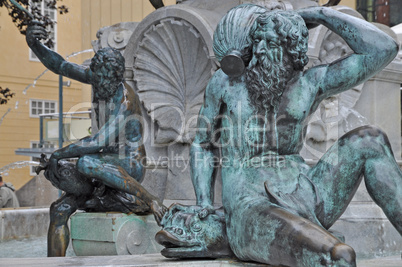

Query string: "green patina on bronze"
[[25, 21, 166, 257], [155, 204, 233, 258], [158, 4, 401, 266]]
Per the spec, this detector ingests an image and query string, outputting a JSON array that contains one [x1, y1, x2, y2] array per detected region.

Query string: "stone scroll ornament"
[[157, 3, 401, 267]]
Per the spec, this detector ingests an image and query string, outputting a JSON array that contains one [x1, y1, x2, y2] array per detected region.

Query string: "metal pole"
[[58, 75, 64, 197], [59, 75, 63, 149], [39, 115, 44, 148]]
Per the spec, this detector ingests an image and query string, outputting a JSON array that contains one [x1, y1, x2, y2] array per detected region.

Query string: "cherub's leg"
[[308, 126, 402, 233], [76, 154, 166, 220], [48, 194, 80, 257], [227, 200, 356, 266]]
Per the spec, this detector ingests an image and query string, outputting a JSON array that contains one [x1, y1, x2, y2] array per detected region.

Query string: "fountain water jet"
[[0, 161, 40, 176], [0, 108, 11, 127]]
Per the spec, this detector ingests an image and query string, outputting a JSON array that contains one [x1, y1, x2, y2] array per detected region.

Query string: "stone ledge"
[[1, 253, 400, 267], [70, 212, 163, 256]]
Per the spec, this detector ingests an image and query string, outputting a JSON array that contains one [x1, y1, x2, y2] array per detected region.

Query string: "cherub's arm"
[[26, 22, 91, 84], [190, 71, 224, 209], [51, 103, 129, 160], [299, 7, 398, 104], [48, 104, 127, 176]]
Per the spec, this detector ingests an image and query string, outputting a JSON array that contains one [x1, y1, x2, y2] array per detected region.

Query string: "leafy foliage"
[[0, 0, 68, 105], [0, 0, 68, 48], [0, 87, 15, 105]]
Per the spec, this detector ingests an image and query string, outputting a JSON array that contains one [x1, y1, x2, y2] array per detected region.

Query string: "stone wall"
[[16, 173, 59, 208], [0, 208, 49, 241]]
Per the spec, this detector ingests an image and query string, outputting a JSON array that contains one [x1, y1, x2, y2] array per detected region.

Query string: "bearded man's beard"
[[245, 48, 294, 113]]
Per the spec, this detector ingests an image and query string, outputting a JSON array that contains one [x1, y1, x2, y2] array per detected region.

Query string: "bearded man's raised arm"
[[299, 7, 398, 104]]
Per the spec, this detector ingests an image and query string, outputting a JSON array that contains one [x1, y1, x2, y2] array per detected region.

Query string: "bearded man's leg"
[[308, 126, 402, 234], [227, 198, 356, 266]]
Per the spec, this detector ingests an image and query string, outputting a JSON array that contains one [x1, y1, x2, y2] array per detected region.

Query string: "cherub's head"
[[90, 47, 125, 100]]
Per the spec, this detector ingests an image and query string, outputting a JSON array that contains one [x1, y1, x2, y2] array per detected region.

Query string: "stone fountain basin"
[[0, 207, 49, 241]]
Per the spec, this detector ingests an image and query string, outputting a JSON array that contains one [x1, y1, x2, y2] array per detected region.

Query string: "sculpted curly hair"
[[248, 10, 309, 71], [90, 47, 125, 83]]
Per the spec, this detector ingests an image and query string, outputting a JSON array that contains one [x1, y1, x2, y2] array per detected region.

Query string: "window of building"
[[29, 0, 57, 61], [30, 99, 57, 117], [357, 0, 402, 27], [30, 141, 56, 176]]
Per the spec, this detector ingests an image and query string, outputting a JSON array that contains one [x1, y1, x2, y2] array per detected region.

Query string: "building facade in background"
[[356, 0, 402, 27], [0, 0, 171, 191]]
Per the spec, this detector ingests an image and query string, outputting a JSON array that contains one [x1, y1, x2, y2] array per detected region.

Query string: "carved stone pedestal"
[[70, 212, 163, 256]]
